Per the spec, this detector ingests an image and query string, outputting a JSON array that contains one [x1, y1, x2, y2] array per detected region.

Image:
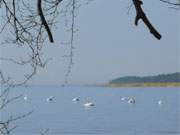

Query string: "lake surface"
[[1, 86, 180, 135]]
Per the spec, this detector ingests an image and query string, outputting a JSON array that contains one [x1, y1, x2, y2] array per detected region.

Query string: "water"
[[1, 86, 180, 135]]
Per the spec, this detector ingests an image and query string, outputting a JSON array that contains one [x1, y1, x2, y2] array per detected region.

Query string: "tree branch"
[[160, 0, 180, 6], [132, 0, 162, 40], [37, 0, 54, 43]]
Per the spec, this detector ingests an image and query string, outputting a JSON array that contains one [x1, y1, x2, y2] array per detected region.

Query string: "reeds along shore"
[[104, 82, 180, 88]]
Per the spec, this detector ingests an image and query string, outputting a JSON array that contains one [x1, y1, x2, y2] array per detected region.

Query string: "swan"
[[83, 101, 95, 107], [46, 96, 55, 102], [128, 98, 135, 104], [72, 98, 80, 102], [121, 97, 127, 101], [23, 95, 28, 101], [158, 100, 163, 105]]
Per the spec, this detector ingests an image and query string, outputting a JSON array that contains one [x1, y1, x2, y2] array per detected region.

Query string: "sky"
[[0, 0, 180, 85]]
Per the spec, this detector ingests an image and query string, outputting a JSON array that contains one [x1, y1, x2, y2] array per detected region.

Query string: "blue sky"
[[1, 0, 179, 85]]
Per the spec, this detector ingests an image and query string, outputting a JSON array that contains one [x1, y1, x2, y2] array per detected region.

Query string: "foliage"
[[110, 72, 180, 84]]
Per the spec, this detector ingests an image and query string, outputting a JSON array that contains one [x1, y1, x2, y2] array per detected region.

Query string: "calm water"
[[1, 86, 180, 135]]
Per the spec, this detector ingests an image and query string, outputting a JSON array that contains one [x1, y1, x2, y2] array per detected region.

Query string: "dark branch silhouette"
[[132, 0, 162, 40], [160, 0, 180, 6], [37, 0, 54, 43]]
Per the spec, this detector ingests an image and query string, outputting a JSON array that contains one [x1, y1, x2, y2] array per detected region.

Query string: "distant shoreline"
[[103, 82, 180, 88]]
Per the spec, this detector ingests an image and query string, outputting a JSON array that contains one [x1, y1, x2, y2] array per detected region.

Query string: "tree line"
[[110, 72, 180, 84]]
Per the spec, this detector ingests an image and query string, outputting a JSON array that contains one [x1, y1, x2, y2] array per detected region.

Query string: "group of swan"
[[72, 97, 95, 107], [121, 96, 163, 105], [23, 95, 162, 106], [121, 96, 136, 104], [23, 95, 55, 102]]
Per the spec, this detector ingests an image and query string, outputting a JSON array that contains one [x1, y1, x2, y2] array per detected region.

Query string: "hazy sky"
[[0, 0, 180, 85]]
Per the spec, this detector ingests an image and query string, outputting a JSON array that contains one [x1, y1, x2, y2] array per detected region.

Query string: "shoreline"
[[103, 82, 180, 88]]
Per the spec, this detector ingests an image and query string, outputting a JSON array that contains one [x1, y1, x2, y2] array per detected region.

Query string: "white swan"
[[23, 95, 28, 101], [128, 98, 135, 104], [121, 97, 127, 101], [158, 100, 163, 105], [46, 96, 55, 102], [72, 98, 80, 102], [83, 101, 95, 107]]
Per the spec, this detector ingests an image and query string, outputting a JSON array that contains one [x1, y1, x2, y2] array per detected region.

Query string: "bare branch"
[[160, 0, 180, 6], [37, 0, 54, 43], [132, 0, 162, 40]]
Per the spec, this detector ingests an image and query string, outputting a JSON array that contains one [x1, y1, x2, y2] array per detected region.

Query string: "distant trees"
[[110, 72, 180, 84]]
